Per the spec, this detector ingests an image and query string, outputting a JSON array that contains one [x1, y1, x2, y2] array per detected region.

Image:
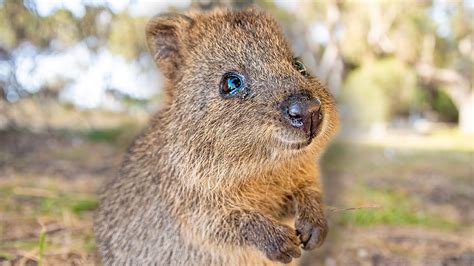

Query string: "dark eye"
[[293, 58, 308, 76], [220, 72, 246, 98]]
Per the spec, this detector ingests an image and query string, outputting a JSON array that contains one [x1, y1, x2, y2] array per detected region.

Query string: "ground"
[[0, 124, 473, 265], [304, 130, 474, 266]]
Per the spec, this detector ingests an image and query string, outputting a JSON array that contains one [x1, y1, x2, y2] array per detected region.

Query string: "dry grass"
[[0, 176, 100, 265]]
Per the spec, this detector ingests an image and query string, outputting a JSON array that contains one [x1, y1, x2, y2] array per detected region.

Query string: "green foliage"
[[0, 0, 467, 129], [417, 87, 459, 122], [45, 9, 80, 47], [0, 1, 148, 56], [342, 58, 417, 126], [0, 7, 16, 48], [108, 12, 148, 60], [391, 10, 426, 63], [432, 89, 459, 122], [339, 4, 371, 65]]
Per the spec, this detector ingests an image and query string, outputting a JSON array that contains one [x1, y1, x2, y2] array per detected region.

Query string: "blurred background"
[[0, 0, 472, 265]]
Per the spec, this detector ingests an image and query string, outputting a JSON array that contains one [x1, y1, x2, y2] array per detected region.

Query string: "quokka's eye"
[[293, 58, 308, 77], [220, 72, 246, 98]]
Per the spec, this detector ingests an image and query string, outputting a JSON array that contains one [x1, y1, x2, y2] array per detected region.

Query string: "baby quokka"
[[95, 7, 339, 265]]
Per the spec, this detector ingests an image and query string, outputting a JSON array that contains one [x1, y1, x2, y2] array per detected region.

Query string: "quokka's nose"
[[282, 94, 322, 139]]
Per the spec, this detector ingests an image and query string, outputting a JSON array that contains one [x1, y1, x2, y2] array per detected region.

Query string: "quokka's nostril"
[[288, 102, 304, 119], [307, 98, 321, 114], [282, 95, 323, 134]]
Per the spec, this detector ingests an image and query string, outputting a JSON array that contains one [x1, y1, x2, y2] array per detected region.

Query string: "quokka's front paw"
[[295, 213, 328, 250], [262, 224, 301, 264]]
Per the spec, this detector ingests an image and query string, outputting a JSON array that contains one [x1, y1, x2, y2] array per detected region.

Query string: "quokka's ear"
[[146, 13, 194, 79]]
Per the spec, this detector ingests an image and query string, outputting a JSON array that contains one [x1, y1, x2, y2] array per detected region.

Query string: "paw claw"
[[296, 216, 328, 250], [263, 225, 301, 264]]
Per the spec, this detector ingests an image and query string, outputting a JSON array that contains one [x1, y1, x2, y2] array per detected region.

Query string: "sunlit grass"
[[323, 132, 471, 230], [337, 184, 460, 230], [323, 137, 472, 182], [353, 127, 474, 152]]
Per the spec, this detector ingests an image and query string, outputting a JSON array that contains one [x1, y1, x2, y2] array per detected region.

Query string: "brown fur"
[[94, 8, 339, 265]]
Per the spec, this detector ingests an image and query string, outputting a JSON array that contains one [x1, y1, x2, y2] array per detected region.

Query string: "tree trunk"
[[459, 92, 474, 133]]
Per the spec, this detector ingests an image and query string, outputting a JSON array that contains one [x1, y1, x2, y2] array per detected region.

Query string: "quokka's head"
[[146, 8, 338, 181]]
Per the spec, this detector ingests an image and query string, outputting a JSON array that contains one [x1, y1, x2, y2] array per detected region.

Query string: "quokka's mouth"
[[287, 139, 312, 150]]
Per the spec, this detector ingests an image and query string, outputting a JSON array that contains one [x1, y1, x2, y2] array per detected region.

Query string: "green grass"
[[83, 128, 126, 142], [0, 181, 98, 263], [0, 185, 98, 217], [71, 199, 98, 215], [38, 226, 46, 266], [338, 184, 460, 230], [39, 195, 98, 216], [51, 123, 141, 145], [80, 124, 140, 144]]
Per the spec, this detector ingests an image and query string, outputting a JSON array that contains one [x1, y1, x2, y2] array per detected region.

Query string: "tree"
[[336, 0, 472, 132]]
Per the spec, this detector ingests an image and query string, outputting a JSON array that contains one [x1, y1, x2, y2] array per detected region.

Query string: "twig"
[[325, 204, 382, 213]]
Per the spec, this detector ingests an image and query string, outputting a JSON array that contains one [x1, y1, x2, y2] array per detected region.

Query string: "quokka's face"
[[147, 8, 339, 166]]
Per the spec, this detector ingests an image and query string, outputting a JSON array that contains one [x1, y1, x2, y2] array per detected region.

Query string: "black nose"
[[282, 94, 322, 139]]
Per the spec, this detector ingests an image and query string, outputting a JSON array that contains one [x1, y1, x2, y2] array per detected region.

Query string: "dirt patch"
[[0, 129, 124, 180]]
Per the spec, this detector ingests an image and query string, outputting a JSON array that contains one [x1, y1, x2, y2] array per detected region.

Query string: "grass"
[[34, 120, 144, 146], [38, 225, 46, 266], [337, 184, 459, 230], [322, 131, 473, 231], [1, 185, 98, 217], [71, 199, 99, 215], [38, 194, 98, 216], [76, 123, 141, 144], [83, 127, 129, 143], [0, 240, 39, 250], [0, 251, 15, 261], [0, 177, 99, 264], [354, 127, 474, 152], [323, 141, 472, 180]]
